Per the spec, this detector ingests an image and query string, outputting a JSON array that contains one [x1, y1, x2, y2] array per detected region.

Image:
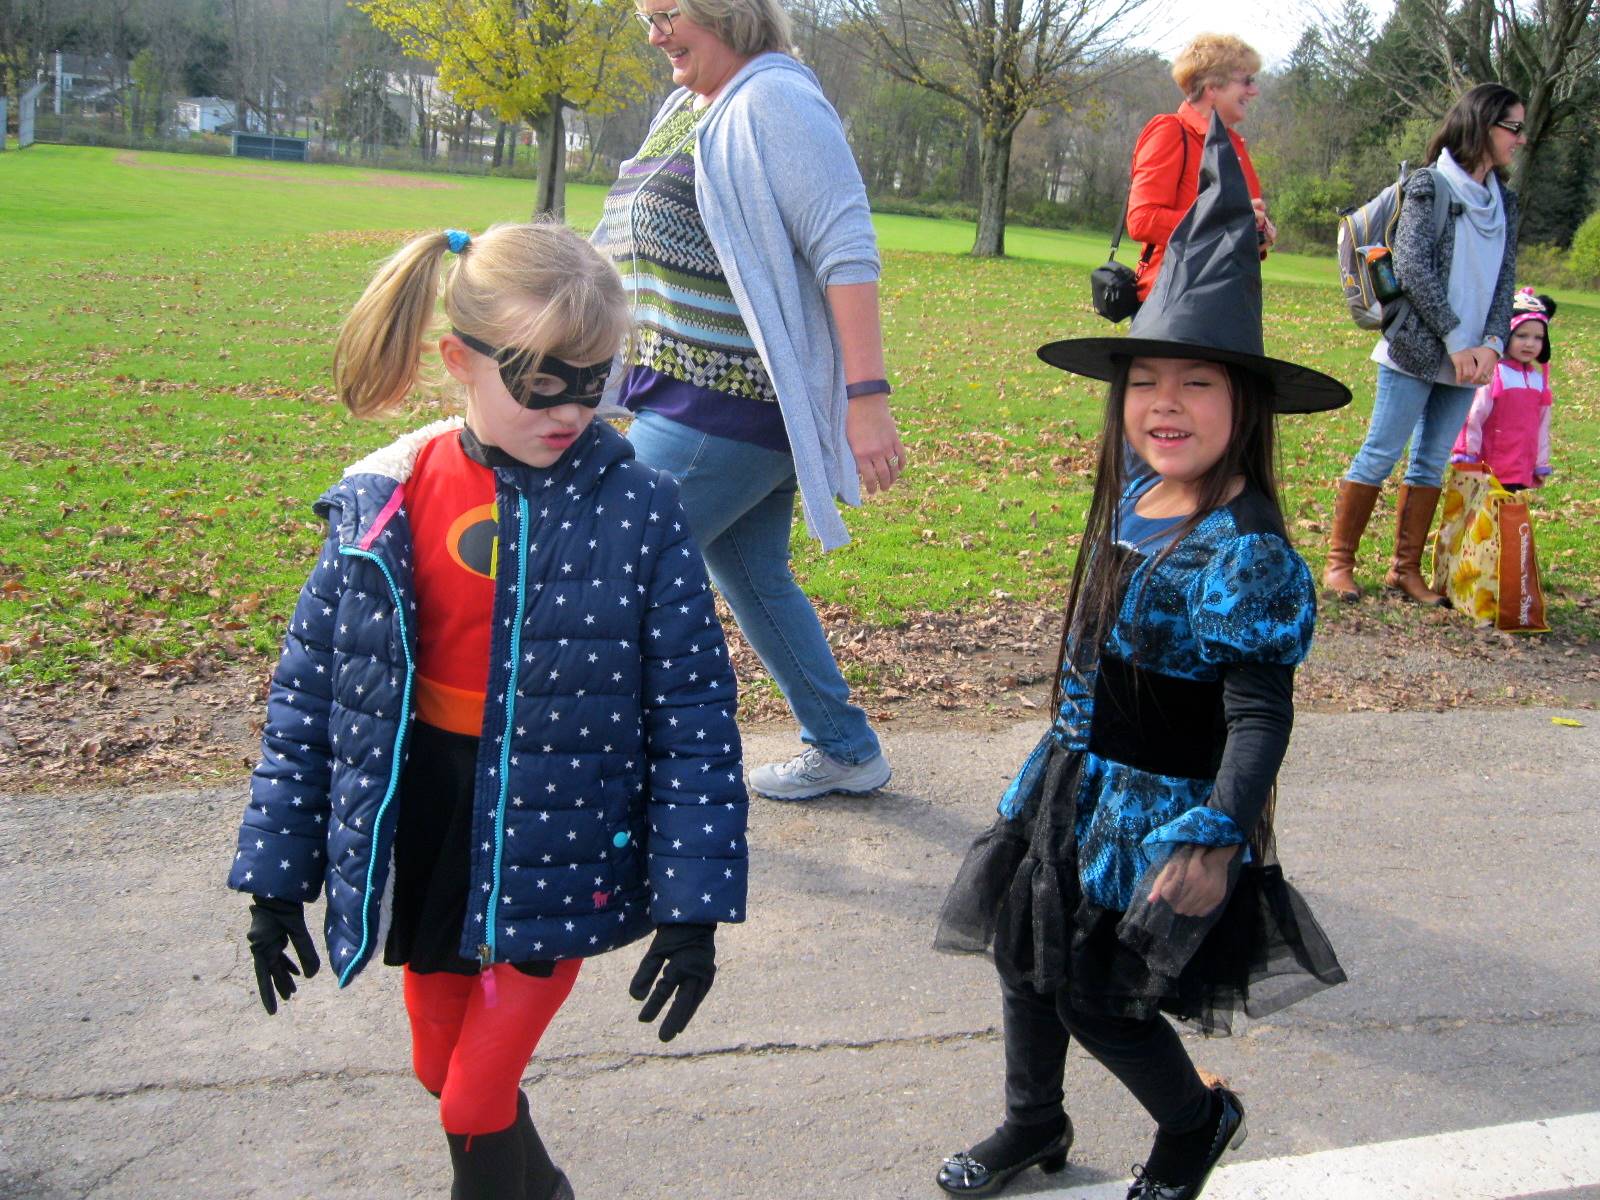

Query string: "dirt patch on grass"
[[113, 152, 461, 189], [3, 599, 1595, 797], [793, 597, 1600, 720]]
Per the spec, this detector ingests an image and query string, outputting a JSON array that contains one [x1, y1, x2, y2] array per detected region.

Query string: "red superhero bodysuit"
[[408, 431, 498, 735]]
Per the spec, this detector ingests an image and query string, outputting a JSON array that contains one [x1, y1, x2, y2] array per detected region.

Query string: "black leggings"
[[999, 970, 1213, 1135]]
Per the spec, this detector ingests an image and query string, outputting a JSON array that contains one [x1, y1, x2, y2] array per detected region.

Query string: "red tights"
[[403, 961, 581, 1135]]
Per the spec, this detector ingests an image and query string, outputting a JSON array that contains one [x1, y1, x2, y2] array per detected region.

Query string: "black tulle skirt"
[[934, 742, 1346, 1036]]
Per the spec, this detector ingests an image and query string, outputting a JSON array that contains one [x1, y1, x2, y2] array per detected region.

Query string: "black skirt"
[[383, 722, 554, 978], [934, 741, 1346, 1035]]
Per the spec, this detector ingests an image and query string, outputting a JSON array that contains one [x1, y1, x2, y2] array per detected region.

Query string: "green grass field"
[[3, 144, 1597, 683]]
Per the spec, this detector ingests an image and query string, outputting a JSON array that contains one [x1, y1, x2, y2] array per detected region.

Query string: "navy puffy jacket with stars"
[[227, 418, 748, 987]]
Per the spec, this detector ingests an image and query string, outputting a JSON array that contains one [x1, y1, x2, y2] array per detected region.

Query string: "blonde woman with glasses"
[[1126, 34, 1275, 306]]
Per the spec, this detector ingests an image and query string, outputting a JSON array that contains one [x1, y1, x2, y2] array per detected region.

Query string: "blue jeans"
[[1346, 365, 1477, 487], [627, 410, 880, 765]]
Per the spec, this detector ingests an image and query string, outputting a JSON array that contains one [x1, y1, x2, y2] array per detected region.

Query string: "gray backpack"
[[1336, 164, 1448, 330]]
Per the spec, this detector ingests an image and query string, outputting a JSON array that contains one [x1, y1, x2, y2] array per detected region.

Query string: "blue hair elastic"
[[445, 229, 472, 254]]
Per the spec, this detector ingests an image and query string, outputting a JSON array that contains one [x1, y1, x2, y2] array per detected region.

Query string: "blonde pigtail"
[[334, 232, 455, 417]]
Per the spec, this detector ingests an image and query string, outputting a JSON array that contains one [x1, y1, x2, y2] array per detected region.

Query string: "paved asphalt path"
[[2, 708, 1596, 1199]]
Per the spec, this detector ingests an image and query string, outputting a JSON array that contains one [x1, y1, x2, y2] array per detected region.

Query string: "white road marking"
[[1044, 1111, 1600, 1200]]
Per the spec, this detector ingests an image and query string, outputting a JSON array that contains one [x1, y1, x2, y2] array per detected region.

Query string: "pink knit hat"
[[1508, 288, 1556, 362]]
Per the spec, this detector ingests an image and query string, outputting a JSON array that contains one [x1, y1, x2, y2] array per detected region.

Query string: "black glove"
[[628, 923, 716, 1042], [247, 896, 321, 1015]]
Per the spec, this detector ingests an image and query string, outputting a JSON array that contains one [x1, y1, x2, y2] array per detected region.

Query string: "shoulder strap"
[[1114, 116, 1189, 260], [1417, 166, 1454, 243], [1109, 190, 1130, 257]]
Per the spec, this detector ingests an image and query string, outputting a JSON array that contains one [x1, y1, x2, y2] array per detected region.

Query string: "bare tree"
[[1024, 49, 1171, 224], [1492, 0, 1600, 197], [1, 0, 63, 105], [837, 0, 1163, 255], [1316, 0, 1600, 213], [128, 0, 208, 135], [1315, 0, 1445, 114]]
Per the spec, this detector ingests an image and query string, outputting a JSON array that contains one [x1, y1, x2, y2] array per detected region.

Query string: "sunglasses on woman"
[[1495, 118, 1525, 134]]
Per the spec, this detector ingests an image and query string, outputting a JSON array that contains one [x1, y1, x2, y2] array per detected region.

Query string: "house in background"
[[174, 97, 237, 133], [565, 111, 590, 154], [48, 52, 123, 113], [384, 68, 445, 139]]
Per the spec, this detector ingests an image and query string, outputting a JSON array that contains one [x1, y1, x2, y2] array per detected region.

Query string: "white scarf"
[[1435, 147, 1505, 239], [1433, 147, 1506, 372]]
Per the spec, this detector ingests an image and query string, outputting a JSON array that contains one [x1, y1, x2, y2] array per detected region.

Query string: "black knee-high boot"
[[446, 1122, 527, 1200], [514, 1090, 574, 1200]]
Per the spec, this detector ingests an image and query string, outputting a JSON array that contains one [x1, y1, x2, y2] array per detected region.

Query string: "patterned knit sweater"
[[596, 99, 775, 407]]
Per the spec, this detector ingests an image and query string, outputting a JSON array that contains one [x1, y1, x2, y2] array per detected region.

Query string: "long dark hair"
[[1427, 82, 1522, 180], [1049, 357, 1281, 712]]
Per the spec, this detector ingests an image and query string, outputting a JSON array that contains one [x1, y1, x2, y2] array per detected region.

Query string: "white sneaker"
[[749, 747, 892, 801]]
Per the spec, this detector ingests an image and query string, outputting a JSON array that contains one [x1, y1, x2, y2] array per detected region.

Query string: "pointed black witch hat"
[[1038, 110, 1351, 414]]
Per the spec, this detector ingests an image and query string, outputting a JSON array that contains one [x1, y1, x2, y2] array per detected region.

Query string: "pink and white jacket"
[[1451, 359, 1553, 489]]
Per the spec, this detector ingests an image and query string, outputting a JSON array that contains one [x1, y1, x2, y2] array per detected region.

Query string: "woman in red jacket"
[[1128, 34, 1275, 302]]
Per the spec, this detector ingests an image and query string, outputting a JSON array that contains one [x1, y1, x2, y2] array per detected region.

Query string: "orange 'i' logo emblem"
[[445, 503, 498, 579]]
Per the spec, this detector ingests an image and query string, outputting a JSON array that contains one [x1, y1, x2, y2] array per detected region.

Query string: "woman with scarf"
[[1322, 83, 1524, 606]]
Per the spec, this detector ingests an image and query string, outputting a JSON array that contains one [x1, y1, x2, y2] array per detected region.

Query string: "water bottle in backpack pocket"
[[1336, 163, 1409, 330], [1337, 161, 1451, 331]]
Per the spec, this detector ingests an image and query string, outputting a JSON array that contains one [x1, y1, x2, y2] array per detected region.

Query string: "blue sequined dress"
[[936, 482, 1346, 1034]]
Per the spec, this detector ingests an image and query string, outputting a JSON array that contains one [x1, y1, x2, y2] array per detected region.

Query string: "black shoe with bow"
[[937, 1116, 1073, 1196], [1125, 1087, 1246, 1200]]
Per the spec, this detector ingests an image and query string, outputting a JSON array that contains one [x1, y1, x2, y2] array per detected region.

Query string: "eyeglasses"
[[1495, 119, 1525, 134], [634, 6, 680, 34], [1233, 74, 1256, 87], [452, 330, 610, 410]]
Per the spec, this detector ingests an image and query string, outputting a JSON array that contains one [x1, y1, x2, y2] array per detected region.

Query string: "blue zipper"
[[481, 492, 530, 967], [335, 546, 414, 987]]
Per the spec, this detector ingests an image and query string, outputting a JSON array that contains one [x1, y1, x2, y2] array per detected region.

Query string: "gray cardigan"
[[1385, 166, 1519, 381], [647, 54, 881, 551]]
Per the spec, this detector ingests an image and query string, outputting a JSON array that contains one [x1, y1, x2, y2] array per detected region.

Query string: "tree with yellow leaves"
[[363, 0, 653, 216]]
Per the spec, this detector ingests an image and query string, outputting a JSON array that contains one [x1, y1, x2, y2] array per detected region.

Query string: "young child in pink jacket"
[[1451, 289, 1557, 491]]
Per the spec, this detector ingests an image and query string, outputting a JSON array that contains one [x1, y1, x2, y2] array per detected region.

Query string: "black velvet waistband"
[[1088, 653, 1225, 780]]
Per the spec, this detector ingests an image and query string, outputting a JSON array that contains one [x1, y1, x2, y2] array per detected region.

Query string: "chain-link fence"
[[20, 110, 635, 184]]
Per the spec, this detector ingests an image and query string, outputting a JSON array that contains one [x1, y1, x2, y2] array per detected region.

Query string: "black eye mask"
[[452, 329, 611, 410]]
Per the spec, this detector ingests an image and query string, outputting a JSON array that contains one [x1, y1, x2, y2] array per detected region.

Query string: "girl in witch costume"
[[227, 223, 747, 1199], [934, 114, 1347, 1200]]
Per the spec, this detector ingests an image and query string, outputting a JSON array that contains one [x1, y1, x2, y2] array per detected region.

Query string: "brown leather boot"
[[1384, 483, 1448, 606], [1321, 480, 1381, 602]]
